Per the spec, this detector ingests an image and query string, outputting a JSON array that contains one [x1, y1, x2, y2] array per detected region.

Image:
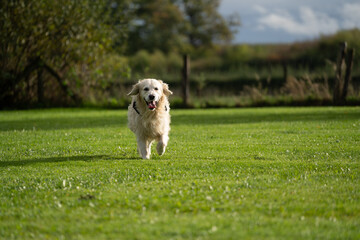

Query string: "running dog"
[[127, 79, 173, 159]]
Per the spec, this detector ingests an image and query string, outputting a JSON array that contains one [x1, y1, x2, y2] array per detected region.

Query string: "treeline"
[[163, 28, 360, 73], [71, 28, 360, 84], [1, 0, 239, 108]]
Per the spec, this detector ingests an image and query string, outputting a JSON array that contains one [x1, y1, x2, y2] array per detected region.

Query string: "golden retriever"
[[127, 79, 173, 159]]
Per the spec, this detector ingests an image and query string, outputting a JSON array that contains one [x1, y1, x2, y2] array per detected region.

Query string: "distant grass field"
[[0, 107, 359, 239]]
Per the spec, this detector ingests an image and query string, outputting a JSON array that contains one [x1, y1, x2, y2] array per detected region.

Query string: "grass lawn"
[[0, 107, 359, 239]]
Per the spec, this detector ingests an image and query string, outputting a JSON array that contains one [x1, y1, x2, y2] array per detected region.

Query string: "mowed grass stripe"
[[0, 107, 359, 239]]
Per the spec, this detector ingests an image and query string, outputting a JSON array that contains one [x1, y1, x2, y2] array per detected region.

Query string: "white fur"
[[127, 79, 173, 159]]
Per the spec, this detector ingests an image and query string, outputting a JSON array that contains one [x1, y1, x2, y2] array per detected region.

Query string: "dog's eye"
[[154, 87, 158, 91], [144, 87, 149, 91]]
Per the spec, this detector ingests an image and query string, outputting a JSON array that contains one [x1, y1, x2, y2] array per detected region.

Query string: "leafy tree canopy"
[[126, 0, 240, 54]]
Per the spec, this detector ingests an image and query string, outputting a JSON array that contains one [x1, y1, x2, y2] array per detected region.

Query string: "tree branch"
[[42, 62, 80, 103]]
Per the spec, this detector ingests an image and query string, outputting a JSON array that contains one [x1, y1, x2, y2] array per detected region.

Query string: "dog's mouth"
[[145, 100, 157, 110]]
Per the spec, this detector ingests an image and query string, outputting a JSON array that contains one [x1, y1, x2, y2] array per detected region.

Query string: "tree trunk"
[[43, 62, 80, 103], [37, 68, 44, 104], [341, 48, 355, 102], [182, 54, 190, 106], [333, 42, 347, 104]]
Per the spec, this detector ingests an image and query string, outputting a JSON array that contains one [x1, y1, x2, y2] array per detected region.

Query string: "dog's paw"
[[156, 142, 166, 156]]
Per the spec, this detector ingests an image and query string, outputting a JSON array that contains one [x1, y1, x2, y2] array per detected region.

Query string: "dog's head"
[[128, 79, 173, 111]]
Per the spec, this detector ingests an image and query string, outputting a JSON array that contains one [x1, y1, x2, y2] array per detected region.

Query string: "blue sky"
[[219, 0, 360, 43]]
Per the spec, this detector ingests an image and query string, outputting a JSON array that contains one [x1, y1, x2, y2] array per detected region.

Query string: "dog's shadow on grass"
[[0, 155, 139, 167]]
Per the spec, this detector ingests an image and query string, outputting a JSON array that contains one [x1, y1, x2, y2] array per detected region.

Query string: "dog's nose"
[[149, 95, 155, 100]]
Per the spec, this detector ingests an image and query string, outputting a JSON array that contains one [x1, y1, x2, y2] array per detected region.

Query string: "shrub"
[[130, 50, 151, 73]]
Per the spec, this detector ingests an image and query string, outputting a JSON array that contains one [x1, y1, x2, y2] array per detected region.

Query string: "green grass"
[[0, 107, 359, 239]]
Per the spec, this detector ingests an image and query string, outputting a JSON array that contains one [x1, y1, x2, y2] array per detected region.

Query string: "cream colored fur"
[[127, 79, 173, 159]]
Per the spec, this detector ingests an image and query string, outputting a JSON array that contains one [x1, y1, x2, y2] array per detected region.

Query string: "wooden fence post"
[[333, 42, 347, 104], [282, 61, 288, 82], [182, 54, 190, 106], [341, 48, 355, 102]]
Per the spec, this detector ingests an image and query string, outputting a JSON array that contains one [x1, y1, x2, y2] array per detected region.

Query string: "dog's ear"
[[162, 82, 173, 96], [128, 82, 140, 96]]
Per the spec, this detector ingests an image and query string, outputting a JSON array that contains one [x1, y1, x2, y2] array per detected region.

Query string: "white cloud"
[[342, 3, 360, 28], [219, 0, 360, 43], [253, 5, 267, 14], [257, 6, 339, 36]]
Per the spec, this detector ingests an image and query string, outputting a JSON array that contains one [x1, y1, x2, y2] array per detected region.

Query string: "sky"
[[219, 0, 360, 44]]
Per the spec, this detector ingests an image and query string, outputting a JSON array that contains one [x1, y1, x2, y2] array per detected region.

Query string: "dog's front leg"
[[137, 137, 151, 159], [156, 134, 169, 156]]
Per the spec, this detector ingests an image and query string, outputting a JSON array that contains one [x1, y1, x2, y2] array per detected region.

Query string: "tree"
[[0, 0, 128, 107], [126, 0, 184, 54], [179, 0, 240, 48], [126, 0, 240, 54]]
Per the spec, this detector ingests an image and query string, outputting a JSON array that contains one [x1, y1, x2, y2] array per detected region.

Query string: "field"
[[0, 107, 359, 239]]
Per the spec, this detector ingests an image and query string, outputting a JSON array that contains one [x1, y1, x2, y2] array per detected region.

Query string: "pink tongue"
[[148, 101, 156, 109]]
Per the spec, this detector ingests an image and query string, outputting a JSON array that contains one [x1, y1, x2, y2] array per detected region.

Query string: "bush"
[[130, 50, 151, 73], [149, 50, 167, 75]]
